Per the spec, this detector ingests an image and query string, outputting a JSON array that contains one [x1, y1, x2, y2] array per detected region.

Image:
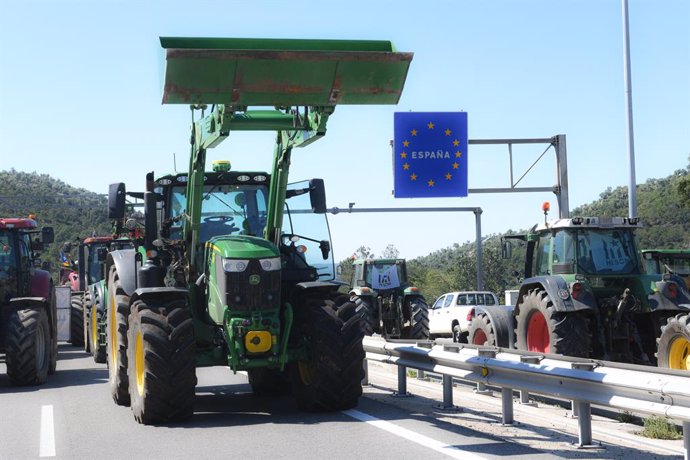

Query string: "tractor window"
[[576, 229, 638, 274], [662, 255, 690, 276], [87, 243, 107, 284], [535, 234, 552, 275], [0, 231, 16, 270], [553, 231, 576, 265]]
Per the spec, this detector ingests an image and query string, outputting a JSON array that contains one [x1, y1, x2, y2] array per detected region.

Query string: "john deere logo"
[[249, 274, 261, 285]]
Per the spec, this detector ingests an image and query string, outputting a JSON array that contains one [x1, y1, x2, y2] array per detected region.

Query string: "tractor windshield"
[[364, 262, 406, 290], [87, 243, 108, 284], [169, 184, 269, 241], [575, 229, 639, 275]]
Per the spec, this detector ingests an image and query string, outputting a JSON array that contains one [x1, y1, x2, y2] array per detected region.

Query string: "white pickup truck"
[[428, 291, 500, 342]]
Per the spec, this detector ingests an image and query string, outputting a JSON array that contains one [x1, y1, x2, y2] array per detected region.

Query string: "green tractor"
[[641, 249, 690, 290], [349, 258, 429, 340], [469, 214, 690, 370], [104, 37, 412, 424]]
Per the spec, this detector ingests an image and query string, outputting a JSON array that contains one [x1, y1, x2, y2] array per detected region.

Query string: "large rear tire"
[[127, 298, 196, 424], [469, 314, 497, 346], [106, 267, 130, 406], [515, 288, 589, 357], [69, 293, 84, 347], [657, 313, 690, 370], [83, 291, 92, 353], [48, 287, 58, 375], [291, 299, 364, 411], [402, 297, 429, 340], [91, 289, 106, 364], [5, 307, 50, 385], [352, 295, 377, 335]]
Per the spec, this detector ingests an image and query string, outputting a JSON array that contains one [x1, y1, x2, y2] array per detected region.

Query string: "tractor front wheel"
[[5, 307, 50, 385], [69, 293, 84, 347], [106, 268, 131, 406], [291, 299, 364, 411], [127, 298, 195, 424], [657, 313, 690, 370], [83, 291, 92, 353], [515, 288, 589, 357]]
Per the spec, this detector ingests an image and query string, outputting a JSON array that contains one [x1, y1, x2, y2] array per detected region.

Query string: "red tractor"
[[0, 217, 57, 385]]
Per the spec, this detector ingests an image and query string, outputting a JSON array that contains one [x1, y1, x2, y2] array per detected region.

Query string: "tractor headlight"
[[222, 258, 249, 272], [260, 257, 281, 272]]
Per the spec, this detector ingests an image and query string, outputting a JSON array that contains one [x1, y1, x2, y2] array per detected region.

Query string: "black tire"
[[91, 289, 106, 364], [69, 293, 84, 347], [83, 291, 92, 353], [248, 368, 291, 396], [106, 267, 131, 406], [657, 313, 690, 369], [127, 298, 196, 424], [352, 295, 377, 335], [402, 297, 429, 340], [290, 299, 365, 411], [5, 307, 50, 385], [515, 288, 589, 357], [48, 287, 58, 375], [469, 314, 497, 346]]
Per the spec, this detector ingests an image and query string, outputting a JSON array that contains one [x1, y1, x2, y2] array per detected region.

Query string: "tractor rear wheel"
[[69, 293, 84, 347], [291, 299, 364, 411], [48, 287, 58, 375], [127, 298, 196, 424], [248, 368, 291, 396], [6, 307, 50, 385], [402, 297, 429, 340], [352, 295, 377, 335], [83, 291, 92, 353], [91, 291, 106, 364], [106, 267, 131, 406], [469, 314, 496, 346], [515, 288, 589, 357], [657, 313, 690, 370]]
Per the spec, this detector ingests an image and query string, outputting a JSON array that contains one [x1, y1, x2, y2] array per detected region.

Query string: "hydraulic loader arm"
[[160, 37, 413, 257]]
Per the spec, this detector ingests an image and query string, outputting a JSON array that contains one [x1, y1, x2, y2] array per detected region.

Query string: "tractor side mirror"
[[109, 183, 126, 219], [309, 179, 327, 214], [41, 227, 54, 245], [501, 239, 512, 259], [319, 240, 330, 260]]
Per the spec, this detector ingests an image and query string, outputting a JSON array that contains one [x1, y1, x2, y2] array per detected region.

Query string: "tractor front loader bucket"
[[160, 37, 413, 106]]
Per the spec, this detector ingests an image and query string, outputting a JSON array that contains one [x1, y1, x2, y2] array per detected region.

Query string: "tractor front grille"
[[225, 259, 281, 312]]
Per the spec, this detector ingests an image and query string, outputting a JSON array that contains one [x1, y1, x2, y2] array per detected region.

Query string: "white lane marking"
[[39, 405, 56, 457], [343, 409, 486, 460]]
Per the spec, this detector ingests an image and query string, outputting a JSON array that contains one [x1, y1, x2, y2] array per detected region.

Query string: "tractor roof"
[[0, 218, 37, 230], [83, 236, 113, 245], [534, 216, 642, 232]]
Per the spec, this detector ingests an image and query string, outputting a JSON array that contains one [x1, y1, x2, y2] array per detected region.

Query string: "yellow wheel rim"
[[134, 330, 145, 396], [109, 296, 117, 368], [668, 336, 690, 370], [91, 305, 99, 352], [297, 361, 313, 385]]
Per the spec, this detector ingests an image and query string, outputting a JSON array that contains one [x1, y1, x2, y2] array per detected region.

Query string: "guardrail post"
[[474, 349, 495, 395], [392, 364, 412, 398], [434, 345, 461, 412], [518, 356, 542, 406], [683, 422, 690, 460], [572, 363, 596, 447], [501, 387, 514, 425]]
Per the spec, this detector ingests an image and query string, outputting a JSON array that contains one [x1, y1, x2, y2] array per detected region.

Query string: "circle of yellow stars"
[[400, 121, 463, 188]]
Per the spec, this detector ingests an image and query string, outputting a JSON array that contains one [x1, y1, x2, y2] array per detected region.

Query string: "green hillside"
[[0, 169, 111, 273]]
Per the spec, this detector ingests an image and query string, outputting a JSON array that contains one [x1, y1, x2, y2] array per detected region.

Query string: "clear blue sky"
[[1, 0, 688, 261]]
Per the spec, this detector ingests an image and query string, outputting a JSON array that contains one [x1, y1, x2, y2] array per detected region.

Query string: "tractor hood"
[[160, 37, 413, 106], [205, 235, 279, 259]]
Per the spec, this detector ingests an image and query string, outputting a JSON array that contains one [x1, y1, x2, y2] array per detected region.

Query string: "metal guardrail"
[[363, 336, 690, 457]]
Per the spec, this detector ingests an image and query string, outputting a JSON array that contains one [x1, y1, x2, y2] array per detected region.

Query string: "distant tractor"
[[0, 217, 57, 385], [349, 258, 429, 340], [642, 249, 690, 290], [469, 213, 690, 370]]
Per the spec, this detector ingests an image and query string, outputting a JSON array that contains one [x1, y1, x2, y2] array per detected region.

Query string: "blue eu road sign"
[[393, 112, 468, 198]]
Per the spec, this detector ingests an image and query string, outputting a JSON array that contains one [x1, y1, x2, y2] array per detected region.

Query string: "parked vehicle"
[[429, 291, 499, 342]]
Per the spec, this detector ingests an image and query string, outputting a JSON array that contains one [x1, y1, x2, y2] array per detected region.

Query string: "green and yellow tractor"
[[104, 37, 412, 424]]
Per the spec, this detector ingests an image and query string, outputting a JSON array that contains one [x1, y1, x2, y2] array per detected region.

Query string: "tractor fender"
[[106, 249, 138, 297], [474, 305, 515, 348], [130, 287, 189, 306], [349, 287, 377, 299], [650, 278, 690, 311], [516, 276, 595, 315], [30, 269, 52, 298]]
